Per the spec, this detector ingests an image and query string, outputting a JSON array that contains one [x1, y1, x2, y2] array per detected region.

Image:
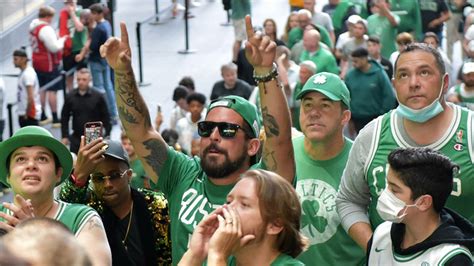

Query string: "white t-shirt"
[[175, 112, 204, 154], [17, 66, 41, 120]]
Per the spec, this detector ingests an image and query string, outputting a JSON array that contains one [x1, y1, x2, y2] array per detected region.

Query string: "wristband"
[[71, 171, 88, 188], [253, 63, 278, 83]]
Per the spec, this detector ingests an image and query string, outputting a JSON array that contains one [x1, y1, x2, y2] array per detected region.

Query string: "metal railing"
[[4, 67, 75, 137]]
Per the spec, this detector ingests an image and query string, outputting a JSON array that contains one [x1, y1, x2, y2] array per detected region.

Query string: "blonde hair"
[[241, 170, 308, 257]]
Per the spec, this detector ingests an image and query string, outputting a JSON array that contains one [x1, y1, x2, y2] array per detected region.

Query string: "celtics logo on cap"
[[313, 75, 327, 85]]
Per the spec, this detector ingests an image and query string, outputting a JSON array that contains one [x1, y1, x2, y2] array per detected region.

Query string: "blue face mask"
[[395, 74, 446, 123]]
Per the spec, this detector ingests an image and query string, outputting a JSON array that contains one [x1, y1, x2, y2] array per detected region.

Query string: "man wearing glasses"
[[99, 16, 294, 263], [60, 139, 171, 265]]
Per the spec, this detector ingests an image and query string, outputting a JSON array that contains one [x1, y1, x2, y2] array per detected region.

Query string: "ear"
[[266, 220, 284, 236], [247, 138, 261, 157], [55, 168, 63, 184], [416, 195, 433, 212], [126, 169, 133, 183], [442, 73, 449, 94], [341, 109, 351, 126]]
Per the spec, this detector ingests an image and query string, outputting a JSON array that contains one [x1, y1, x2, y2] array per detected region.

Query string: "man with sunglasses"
[[60, 139, 171, 265], [99, 16, 294, 263]]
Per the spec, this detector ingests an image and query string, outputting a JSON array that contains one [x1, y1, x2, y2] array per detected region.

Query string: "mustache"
[[203, 143, 228, 156]]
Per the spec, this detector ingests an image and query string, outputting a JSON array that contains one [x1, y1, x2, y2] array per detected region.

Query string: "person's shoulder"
[[137, 188, 168, 206]]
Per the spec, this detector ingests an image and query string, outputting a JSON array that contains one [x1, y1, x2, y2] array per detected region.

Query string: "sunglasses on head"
[[90, 169, 128, 183], [197, 121, 251, 139]]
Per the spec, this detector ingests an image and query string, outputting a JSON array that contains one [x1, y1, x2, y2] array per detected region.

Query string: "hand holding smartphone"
[[84, 121, 103, 144]]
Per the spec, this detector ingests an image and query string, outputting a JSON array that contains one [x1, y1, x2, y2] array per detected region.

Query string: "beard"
[[200, 142, 248, 179]]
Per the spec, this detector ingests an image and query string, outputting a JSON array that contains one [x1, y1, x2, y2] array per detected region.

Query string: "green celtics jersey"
[[228, 253, 305, 265], [365, 106, 474, 228], [449, 84, 474, 111], [0, 199, 97, 236], [293, 136, 365, 266], [154, 148, 264, 265]]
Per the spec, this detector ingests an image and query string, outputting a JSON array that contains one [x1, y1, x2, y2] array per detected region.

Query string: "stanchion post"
[[136, 22, 143, 84], [7, 103, 13, 137], [154, 0, 160, 23], [178, 0, 197, 54], [61, 70, 67, 100]]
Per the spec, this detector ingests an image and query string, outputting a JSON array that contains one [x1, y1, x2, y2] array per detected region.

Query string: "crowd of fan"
[[0, 0, 474, 265]]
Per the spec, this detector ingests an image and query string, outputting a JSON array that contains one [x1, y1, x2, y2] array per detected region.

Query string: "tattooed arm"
[[244, 16, 295, 183], [100, 23, 168, 184], [77, 215, 112, 266]]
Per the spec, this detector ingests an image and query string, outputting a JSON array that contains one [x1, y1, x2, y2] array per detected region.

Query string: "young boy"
[[368, 147, 474, 265]]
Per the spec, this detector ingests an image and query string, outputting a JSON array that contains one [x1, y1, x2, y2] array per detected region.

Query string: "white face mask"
[[376, 189, 421, 223]]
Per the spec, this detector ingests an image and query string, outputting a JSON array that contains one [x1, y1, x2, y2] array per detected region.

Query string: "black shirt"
[[61, 87, 111, 138]]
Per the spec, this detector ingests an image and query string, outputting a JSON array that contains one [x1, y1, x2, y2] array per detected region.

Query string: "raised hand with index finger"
[[244, 15, 277, 74], [100, 22, 132, 72]]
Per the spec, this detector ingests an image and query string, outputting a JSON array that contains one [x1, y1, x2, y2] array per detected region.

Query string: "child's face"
[[386, 168, 416, 216]]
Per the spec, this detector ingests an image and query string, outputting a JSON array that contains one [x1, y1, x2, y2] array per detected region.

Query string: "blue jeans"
[[89, 60, 117, 117]]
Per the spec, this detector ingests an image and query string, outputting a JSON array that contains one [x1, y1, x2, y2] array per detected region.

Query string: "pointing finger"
[[120, 22, 130, 49], [245, 15, 254, 40]]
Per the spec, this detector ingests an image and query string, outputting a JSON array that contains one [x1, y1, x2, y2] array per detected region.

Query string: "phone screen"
[[85, 122, 103, 144]]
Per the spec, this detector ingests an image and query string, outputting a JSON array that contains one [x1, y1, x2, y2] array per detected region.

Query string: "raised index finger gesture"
[[245, 15, 276, 72], [100, 22, 132, 72]]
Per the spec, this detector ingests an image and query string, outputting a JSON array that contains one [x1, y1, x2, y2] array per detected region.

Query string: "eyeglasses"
[[197, 121, 251, 139], [90, 169, 128, 183]]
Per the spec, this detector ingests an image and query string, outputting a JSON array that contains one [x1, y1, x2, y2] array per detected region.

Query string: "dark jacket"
[[60, 179, 171, 265], [368, 208, 474, 265]]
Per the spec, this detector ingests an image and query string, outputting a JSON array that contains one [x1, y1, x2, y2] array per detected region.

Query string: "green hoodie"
[[344, 59, 396, 119]]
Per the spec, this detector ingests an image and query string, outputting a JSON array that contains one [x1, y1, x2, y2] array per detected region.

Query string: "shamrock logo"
[[313, 75, 327, 84], [301, 200, 328, 237]]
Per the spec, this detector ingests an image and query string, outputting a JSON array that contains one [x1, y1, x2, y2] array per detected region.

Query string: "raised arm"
[[244, 16, 295, 183], [100, 23, 167, 184]]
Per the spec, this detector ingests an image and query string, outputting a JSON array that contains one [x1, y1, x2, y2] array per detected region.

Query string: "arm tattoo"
[[118, 106, 138, 124], [86, 216, 104, 231], [143, 139, 168, 176], [261, 107, 280, 138], [262, 147, 277, 171], [115, 71, 152, 129]]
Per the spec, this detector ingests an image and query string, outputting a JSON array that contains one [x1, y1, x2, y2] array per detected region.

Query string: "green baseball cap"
[[207, 95, 261, 138], [0, 126, 73, 187], [296, 72, 351, 108]]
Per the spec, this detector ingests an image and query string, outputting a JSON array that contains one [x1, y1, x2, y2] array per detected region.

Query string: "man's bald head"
[[303, 29, 320, 52], [297, 9, 312, 28]]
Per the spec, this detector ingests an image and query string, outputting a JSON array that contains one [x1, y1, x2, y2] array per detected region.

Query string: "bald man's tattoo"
[[261, 107, 279, 138], [143, 139, 168, 176]]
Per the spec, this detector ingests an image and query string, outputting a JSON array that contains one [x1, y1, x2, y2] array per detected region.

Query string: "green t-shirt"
[[130, 158, 154, 189], [293, 137, 365, 266], [230, 0, 251, 20], [0, 199, 97, 236], [154, 147, 264, 265], [367, 13, 400, 59], [72, 27, 88, 53], [288, 27, 333, 50], [390, 0, 423, 40], [228, 253, 305, 265], [300, 48, 339, 75]]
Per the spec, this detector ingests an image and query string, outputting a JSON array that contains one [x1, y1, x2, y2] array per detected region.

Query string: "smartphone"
[[157, 104, 162, 114], [84, 121, 103, 144]]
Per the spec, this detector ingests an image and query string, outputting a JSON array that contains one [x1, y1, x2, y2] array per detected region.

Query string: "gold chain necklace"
[[122, 201, 134, 250], [40, 202, 55, 217]]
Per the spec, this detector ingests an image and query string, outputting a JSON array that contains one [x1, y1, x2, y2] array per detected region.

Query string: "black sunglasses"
[[90, 169, 128, 183], [197, 121, 251, 138]]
